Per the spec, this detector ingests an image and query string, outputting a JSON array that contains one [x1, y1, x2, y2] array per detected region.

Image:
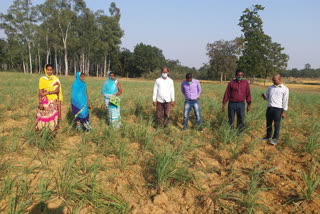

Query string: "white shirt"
[[153, 77, 175, 103], [266, 84, 289, 111]]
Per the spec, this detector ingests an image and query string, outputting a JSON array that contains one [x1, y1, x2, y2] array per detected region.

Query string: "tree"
[[206, 38, 242, 82], [97, 2, 124, 77], [238, 4, 288, 81], [1, 0, 37, 73], [305, 63, 311, 70], [262, 35, 288, 85], [238, 4, 266, 78], [133, 43, 165, 76]]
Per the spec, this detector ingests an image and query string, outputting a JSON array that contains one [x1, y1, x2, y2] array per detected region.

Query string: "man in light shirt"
[[181, 73, 203, 132], [153, 67, 175, 127], [262, 74, 289, 145]]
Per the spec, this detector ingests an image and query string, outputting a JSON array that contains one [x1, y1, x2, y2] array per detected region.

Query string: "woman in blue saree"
[[101, 71, 122, 127], [71, 72, 92, 131]]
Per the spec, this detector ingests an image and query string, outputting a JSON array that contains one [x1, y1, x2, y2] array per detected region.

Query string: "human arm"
[[153, 80, 158, 106], [281, 88, 289, 119], [197, 80, 201, 99], [181, 81, 185, 97], [262, 87, 269, 100], [171, 80, 175, 107], [114, 82, 122, 96], [222, 83, 231, 112], [38, 89, 46, 110], [246, 82, 252, 112]]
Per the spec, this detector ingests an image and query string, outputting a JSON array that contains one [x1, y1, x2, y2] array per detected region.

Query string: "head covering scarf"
[[101, 71, 118, 96], [39, 64, 63, 101], [71, 72, 88, 119]]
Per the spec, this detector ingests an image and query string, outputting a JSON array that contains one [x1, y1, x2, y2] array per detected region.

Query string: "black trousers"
[[228, 102, 245, 131], [266, 107, 282, 139]]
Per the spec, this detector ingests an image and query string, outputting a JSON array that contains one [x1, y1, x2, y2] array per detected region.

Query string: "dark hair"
[[235, 69, 244, 74], [45, 64, 54, 69], [162, 67, 169, 72], [109, 71, 115, 76], [186, 73, 192, 79]]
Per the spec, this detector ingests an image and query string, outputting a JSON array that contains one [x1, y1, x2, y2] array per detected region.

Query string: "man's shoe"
[[181, 127, 187, 131], [269, 139, 277, 145], [260, 137, 271, 141], [198, 127, 203, 133]]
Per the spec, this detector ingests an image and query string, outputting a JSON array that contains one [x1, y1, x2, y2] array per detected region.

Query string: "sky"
[[1, 0, 319, 69]]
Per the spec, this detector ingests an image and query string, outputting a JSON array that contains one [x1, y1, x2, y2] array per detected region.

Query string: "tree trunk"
[[64, 45, 68, 76], [22, 58, 26, 73], [54, 47, 58, 75], [107, 56, 110, 74], [220, 72, 223, 83], [87, 59, 90, 76], [82, 53, 85, 74], [28, 42, 32, 74], [104, 55, 107, 77], [74, 59, 77, 75], [59, 23, 70, 76], [38, 45, 41, 73], [96, 64, 99, 77], [224, 73, 227, 82], [35, 55, 37, 74], [46, 34, 50, 64]]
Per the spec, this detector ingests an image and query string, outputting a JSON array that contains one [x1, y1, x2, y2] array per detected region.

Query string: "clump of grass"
[[218, 121, 238, 145], [112, 139, 130, 171], [127, 119, 155, 152], [55, 156, 90, 200], [290, 159, 320, 202], [240, 165, 274, 213], [37, 174, 54, 203], [150, 145, 193, 189], [304, 122, 320, 158], [4, 174, 35, 214], [210, 174, 240, 212], [24, 126, 59, 151], [228, 139, 242, 160]]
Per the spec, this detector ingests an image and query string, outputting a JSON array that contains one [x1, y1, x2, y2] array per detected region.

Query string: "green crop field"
[[1, 72, 320, 213]]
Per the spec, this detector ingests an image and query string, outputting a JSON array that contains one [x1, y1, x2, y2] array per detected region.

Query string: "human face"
[[109, 73, 115, 81], [162, 68, 168, 75], [272, 76, 281, 86], [235, 72, 243, 80], [80, 73, 85, 82], [187, 78, 192, 83], [46, 66, 53, 76]]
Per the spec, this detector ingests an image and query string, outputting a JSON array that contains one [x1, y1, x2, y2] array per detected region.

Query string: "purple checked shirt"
[[181, 79, 201, 100]]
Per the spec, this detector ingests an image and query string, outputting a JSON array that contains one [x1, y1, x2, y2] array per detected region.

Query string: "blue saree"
[[71, 72, 92, 131], [101, 72, 121, 127]]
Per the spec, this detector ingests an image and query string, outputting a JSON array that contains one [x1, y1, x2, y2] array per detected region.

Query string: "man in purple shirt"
[[181, 73, 203, 132], [222, 69, 251, 132]]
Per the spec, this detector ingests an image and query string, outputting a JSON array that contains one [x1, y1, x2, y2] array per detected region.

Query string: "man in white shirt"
[[261, 74, 289, 145], [153, 67, 175, 127]]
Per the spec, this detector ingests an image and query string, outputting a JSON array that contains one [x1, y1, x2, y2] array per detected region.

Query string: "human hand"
[[222, 107, 225, 112], [262, 93, 267, 100], [281, 111, 286, 120], [171, 102, 175, 108], [38, 103, 44, 110], [153, 102, 156, 107], [88, 104, 91, 110], [247, 105, 251, 112]]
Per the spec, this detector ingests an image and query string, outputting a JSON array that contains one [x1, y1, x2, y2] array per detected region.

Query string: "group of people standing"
[[36, 64, 122, 133], [35, 65, 289, 145], [152, 67, 289, 145]]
